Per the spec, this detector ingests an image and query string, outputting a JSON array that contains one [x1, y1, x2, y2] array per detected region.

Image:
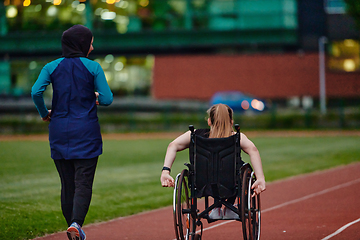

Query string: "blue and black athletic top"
[[31, 57, 113, 160]]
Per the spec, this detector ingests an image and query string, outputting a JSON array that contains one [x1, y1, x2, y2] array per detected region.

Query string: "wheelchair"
[[173, 125, 261, 240]]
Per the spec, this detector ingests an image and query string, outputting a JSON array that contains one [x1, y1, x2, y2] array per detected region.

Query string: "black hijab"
[[61, 25, 93, 58]]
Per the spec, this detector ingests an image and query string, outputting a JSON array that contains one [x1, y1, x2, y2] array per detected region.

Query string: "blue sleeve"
[[80, 58, 113, 106], [31, 66, 51, 118], [31, 58, 63, 118]]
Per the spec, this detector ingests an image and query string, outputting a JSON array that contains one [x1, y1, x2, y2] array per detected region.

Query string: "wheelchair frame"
[[173, 125, 261, 240]]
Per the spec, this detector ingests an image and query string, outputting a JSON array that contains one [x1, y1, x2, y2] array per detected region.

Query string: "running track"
[[34, 162, 360, 240]]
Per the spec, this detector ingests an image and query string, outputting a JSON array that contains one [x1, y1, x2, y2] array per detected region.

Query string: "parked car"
[[210, 91, 266, 112]]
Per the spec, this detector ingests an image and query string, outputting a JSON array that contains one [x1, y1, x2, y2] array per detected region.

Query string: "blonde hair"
[[207, 104, 233, 138]]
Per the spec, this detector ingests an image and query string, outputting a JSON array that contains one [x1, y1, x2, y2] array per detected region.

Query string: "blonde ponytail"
[[207, 104, 233, 138]]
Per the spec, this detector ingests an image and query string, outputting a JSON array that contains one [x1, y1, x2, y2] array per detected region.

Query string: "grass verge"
[[0, 134, 359, 239]]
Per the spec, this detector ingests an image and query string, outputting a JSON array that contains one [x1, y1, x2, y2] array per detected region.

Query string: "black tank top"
[[194, 129, 210, 138]]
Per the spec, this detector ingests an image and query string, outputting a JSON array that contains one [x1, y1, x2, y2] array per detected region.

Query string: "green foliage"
[[1, 135, 360, 239], [344, 0, 360, 30]]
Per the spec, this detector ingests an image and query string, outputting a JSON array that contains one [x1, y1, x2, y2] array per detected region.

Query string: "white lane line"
[[262, 178, 360, 213], [321, 218, 360, 240], [174, 178, 360, 239]]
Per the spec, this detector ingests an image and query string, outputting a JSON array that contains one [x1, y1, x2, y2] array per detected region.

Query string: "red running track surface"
[[33, 162, 360, 240]]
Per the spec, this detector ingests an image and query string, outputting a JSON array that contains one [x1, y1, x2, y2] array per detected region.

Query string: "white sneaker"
[[223, 207, 240, 220], [209, 207, 223, 219]]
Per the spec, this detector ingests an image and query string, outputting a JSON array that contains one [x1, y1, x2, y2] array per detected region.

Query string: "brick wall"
[[152, 53, 360, 100]]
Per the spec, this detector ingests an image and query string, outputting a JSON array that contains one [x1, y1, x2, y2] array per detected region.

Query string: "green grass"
[[1, 135, 360, 240]]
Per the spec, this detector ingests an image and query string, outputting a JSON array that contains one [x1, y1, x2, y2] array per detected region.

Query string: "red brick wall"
[[152, 53, 360, 100]]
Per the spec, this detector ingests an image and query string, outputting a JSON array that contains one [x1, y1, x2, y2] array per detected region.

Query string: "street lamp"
[[319, 36, 328, 115]]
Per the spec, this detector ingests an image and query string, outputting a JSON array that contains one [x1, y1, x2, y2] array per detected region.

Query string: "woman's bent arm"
[[161, 131, 191, 187]]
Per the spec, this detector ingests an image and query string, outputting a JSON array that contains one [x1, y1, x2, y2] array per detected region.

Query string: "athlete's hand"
[[95, 92, 99, 105], [42, 110, 52, 122], [251, 178, 266, 197], [161, 171, 175, 187]]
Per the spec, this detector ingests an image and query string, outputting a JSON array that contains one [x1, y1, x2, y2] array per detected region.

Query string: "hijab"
[[61, 25, 93, 58]]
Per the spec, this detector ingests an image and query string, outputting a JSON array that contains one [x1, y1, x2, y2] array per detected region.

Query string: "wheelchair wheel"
[[241, 166, 261, 240], [173, 169, 193, 240]]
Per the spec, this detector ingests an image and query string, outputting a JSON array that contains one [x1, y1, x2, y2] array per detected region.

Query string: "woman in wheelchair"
[[160, 103, 266, 220]]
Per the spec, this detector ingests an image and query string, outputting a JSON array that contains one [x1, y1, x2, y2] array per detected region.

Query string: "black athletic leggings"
[[54, 157, 98, 227]]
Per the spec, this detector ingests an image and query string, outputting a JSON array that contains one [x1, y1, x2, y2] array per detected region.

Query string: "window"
[[94, 54, 154, 96], [325, 0, 346, 14], [2, 0, 298, 33], [4, 55, 153, 98], [328, 39, 360, 72]]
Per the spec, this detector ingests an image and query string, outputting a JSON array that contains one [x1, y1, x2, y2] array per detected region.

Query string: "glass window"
[[3, 0, 298, 33], [8, 59, 48, 97], [4, 55, 153, 98], [0, 61, 11, 95], [94, 54, 154, 96], [325, 0, 346, 14], [206, 0, 298, 31], [328, 39, 360, 72], [4, 0, 86, 31]]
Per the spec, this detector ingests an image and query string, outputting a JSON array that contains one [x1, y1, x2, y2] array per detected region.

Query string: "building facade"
[[0, 0, 359, 102]]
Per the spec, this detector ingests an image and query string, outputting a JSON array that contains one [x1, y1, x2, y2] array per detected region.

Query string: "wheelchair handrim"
[[173, 173, 181, 214], [248, 171, 261, 240]]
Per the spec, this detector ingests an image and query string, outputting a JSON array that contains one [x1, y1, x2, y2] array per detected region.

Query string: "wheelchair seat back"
[[189, 130, 244, 199]]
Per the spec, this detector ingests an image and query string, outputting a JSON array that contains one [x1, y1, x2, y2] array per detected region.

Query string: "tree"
[[344, 0, 360, 30]]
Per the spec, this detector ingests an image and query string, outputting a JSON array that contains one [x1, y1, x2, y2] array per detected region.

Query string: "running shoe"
[[67, 222, 86, 240], [209, 207, 223, 219], [223, 207, 240, 220]]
